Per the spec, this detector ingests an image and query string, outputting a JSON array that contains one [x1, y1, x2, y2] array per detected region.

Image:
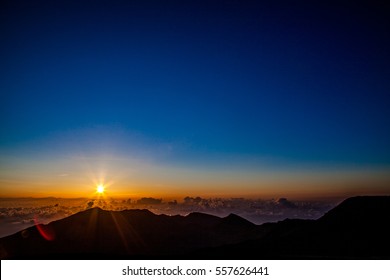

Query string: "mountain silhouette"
[[201, 196, 390, 259], [0, 196, 389, 259], [0, 207, 261, 259]]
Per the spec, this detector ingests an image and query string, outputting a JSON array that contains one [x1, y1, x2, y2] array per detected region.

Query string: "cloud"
[[0, 197, 335, 238], [277, 198, 297, 208], [137, 197, 162, 205], [86, 201, 94, 209]]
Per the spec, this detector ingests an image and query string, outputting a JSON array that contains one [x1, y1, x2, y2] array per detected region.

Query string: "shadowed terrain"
[[0, 208, 262, 259], [1, 196, 389, 259], [202, 196, 390, 259]]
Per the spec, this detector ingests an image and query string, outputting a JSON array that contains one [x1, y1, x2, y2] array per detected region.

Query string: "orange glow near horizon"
[[1, 161, 390, 201]]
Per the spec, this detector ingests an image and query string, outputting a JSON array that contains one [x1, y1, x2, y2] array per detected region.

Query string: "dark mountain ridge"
[[202, 196, 390, 259], [0, 207, 260, 259], [1, 196, 389, 259]]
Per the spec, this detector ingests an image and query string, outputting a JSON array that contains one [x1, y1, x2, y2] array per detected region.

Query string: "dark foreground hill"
[[0, 208, 263, 259], [1, 196, 389, 259], [202, 196, 390, 259]]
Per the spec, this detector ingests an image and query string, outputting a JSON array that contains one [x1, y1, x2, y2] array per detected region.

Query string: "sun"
[[96, 184, 105, 194]]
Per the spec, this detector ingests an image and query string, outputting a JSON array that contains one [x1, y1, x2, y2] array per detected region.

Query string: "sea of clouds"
[[0, 197, 335, 238]]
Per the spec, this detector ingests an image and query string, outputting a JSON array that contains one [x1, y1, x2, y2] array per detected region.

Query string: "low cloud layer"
[[0, 197, 335, 238]]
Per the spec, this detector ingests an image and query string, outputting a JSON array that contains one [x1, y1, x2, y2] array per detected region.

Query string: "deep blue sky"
[[1, 0, 390, 198]]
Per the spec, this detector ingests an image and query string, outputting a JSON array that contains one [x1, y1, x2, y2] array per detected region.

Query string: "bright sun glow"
[[96, 184, 105, 194]]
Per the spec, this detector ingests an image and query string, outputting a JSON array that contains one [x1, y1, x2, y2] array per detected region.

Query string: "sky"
[[1, 0, 390, 199]]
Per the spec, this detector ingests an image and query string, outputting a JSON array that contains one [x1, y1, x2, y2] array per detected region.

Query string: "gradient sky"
[[1, 0, 390, 199]]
